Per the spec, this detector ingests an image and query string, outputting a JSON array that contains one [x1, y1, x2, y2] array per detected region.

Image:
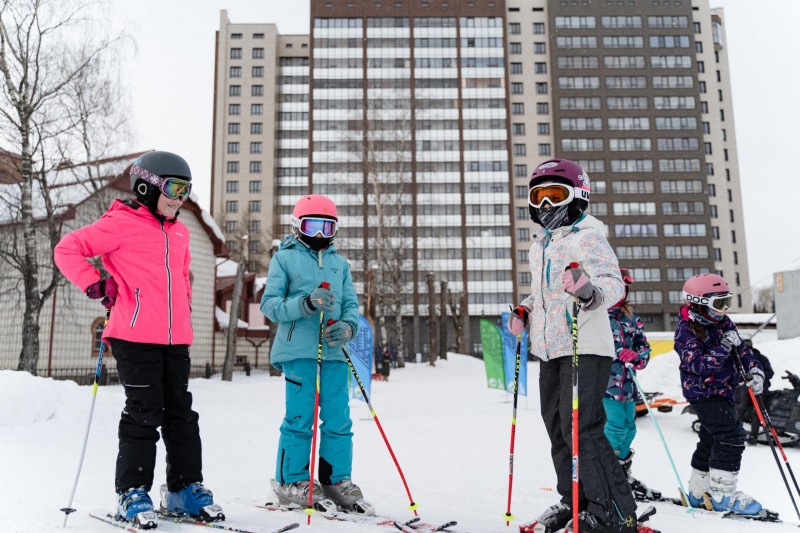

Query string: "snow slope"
[[2, 333, 800, 532]]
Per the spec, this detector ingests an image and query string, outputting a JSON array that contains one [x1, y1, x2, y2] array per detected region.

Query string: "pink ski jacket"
[[54, 199, 193, 345]]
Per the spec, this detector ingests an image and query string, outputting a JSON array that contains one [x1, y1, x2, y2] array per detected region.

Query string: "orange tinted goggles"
[[528, 183, 574, 208]]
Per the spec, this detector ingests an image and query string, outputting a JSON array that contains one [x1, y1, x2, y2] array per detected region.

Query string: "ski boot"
[[564, 510, 637, 532], [519, 502, 571, 533], [619, 450, 662, 501], [322, 479, 375, 515], [271, 479, 337, 513], [160, 483, 225, 522], [117, 487, 157, 529], [686, 468, 709, 508], [705, 468, 763, 515]]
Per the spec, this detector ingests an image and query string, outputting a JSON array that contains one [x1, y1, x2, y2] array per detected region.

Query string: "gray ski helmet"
[[129, 151, 192, 208]]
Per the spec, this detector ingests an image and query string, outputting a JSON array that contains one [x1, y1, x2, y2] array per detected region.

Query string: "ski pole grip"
[[327, 319, 335, 326], [320, 281, 330, 289], [567, 261, 579, 271]]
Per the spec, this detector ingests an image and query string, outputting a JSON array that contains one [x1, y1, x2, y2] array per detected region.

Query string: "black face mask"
[[299, 233, 333, 251], [536, 205, 570, 230]]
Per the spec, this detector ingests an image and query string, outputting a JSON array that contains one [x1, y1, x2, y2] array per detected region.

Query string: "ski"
[[657, 496, 781, 523], [157, 511, 300, 533], [89, 511, 156, 532], [257, 502, 460, 532]]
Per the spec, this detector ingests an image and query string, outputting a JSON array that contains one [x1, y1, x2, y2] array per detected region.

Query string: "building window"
[[517, 228, 529, 241], [249, 200, 261, 213], [513, 144, 526, 156], [512, 103, 525, 115], [512, 123, 526, 135], [227, 142, 240, 154], [538, 144, 551, 156], [510, 62, 523, 74], [511, 82, 524, 94], [226, 181, 239, 193], [513, 164, 528, 177], [231, 33, 242, 40], [225, 220, 237, 232], [251, 122, 263, 134], [228, 104, 240, 116], [226, 161, 239, 173], [536, 102, 549, 114], [230, 48, 242, 59], [535, 62, 547, 74], [252, 85, 264, 97], [251, 104, 263, 115], [229, 85, 241, 97], [249, 161, 262, 173], [252, 66, 264, 77], [509, 22, 521, 34], [534, 42, 546, 54], [533, 23, 545, 34], [252, 47, 265, 59], [510, 42, 522, 54], [230, 66, 241, 78], [228, 123, 240, 134], [250, 142, 263, 154], [249, 180, 262, 193], [535, 82, 548, 94], [226, 200, 239, 213]]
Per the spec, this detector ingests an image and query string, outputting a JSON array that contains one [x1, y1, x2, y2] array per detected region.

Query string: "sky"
[[105, 0, 800, 291], [3, 330, 800, 532]]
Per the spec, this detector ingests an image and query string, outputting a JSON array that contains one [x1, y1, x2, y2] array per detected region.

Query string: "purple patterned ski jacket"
[[674, 305, 761, 403]]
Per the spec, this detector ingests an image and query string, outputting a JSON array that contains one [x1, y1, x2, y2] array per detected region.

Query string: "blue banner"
[[348, 315, 373, 402], [500, 312, 528, 397]]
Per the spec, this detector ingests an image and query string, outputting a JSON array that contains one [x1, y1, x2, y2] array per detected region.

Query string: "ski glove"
[[561, 267, 602, 311], [324, 320, 352, 347], [746, 367, 765, 395], [721, 330, 742, 351], [86, 277, 117, 309], [617, 348, 640, 364], [301, 287, 335, 316], [507, 305, 530, 336]]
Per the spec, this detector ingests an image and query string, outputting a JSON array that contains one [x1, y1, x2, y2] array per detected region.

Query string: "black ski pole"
[[733, 349, 800, 523], [61, 308, 111, 526]]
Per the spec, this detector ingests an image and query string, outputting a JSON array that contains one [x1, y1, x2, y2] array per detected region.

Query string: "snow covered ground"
[[3, 332, 800, 532]]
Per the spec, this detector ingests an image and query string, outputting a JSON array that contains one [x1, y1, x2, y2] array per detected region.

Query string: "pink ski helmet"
[[292, 194, 337, 221], [682, 273, 732, 324], [528, 159, 591, 225]]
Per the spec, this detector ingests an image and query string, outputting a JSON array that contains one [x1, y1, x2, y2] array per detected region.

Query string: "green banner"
[[480, 318, 505, 390]]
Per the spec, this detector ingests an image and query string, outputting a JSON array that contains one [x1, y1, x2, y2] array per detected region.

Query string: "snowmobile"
[[634, 391, 683, 418], [682, 370, 800, 446]]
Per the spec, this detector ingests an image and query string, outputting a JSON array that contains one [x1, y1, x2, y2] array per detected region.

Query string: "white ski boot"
[[705, 468, 763, 516], [270, 479, 337, 512], [686, 468, 709, 508], [322, 479, 375, 515]]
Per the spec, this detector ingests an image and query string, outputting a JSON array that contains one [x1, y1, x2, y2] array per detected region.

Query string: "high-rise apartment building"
[[211, 0, 750, 352]]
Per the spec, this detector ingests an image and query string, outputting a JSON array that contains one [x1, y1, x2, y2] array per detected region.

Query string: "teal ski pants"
[[276, 359, 353, 485], [602, 397, 637, 460]]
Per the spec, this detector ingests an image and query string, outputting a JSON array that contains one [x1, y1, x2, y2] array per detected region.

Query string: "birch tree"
[[0, 0, 126, 373]]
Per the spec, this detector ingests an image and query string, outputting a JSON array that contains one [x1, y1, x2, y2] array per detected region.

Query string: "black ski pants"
[[691, 397, 746, 472], [110, 339, 203, 493], [539, 354, 637, 525]]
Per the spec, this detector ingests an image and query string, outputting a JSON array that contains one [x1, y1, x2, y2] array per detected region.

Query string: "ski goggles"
[[160, 177, 192, 200], [297, 217, 338, 238], [528, 183, 574, 208], [620, 268, 634, 286], [685, 291, 733, 312]]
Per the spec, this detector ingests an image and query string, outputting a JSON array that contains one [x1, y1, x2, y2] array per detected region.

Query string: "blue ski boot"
[[706, 469, 763, 516], [117, 487, 157, 529], [686, 468, 709, 509], [159, 483, 225, 522]]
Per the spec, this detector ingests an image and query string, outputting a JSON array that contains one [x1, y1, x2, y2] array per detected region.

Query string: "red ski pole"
[[306, 281, 330, 524], [336, 337, 419, 516], [503, 332, 522, 526]]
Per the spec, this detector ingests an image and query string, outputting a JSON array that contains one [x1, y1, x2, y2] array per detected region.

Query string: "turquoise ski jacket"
[[260, 234, 360, 369]]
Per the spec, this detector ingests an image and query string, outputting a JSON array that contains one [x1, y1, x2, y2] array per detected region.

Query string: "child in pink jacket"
[[54, 151, 222, 529]]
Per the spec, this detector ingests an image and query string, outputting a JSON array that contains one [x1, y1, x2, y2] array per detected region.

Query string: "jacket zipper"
[[287, 320, 296, 341], [131, 288, 141, 327], [161, 221, 173, 344]]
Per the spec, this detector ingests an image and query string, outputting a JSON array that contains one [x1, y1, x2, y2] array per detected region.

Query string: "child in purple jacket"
[[675, 273, 764, 516]]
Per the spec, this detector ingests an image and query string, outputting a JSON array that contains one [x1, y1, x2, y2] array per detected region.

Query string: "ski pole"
[[733, 350, 800, 522], [503, 332, 522, 526], [625, 364, 690, 506], [566, 262, 580, 533], [337, 340, 419, 516], [306, 282, 330, 524], [61, 308, 111, 527]]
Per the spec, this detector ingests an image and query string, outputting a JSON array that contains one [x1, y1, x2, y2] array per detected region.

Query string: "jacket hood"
[[532, 213, 604, 242]]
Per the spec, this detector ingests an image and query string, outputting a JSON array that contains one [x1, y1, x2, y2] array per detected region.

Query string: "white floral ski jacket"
[[520, 214, 624, 362]]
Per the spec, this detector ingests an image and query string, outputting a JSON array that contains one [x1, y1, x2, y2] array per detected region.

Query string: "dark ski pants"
[[691, 397, 746, 472], [110, 339, 203, 493], [539, 354, 637, 525]]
